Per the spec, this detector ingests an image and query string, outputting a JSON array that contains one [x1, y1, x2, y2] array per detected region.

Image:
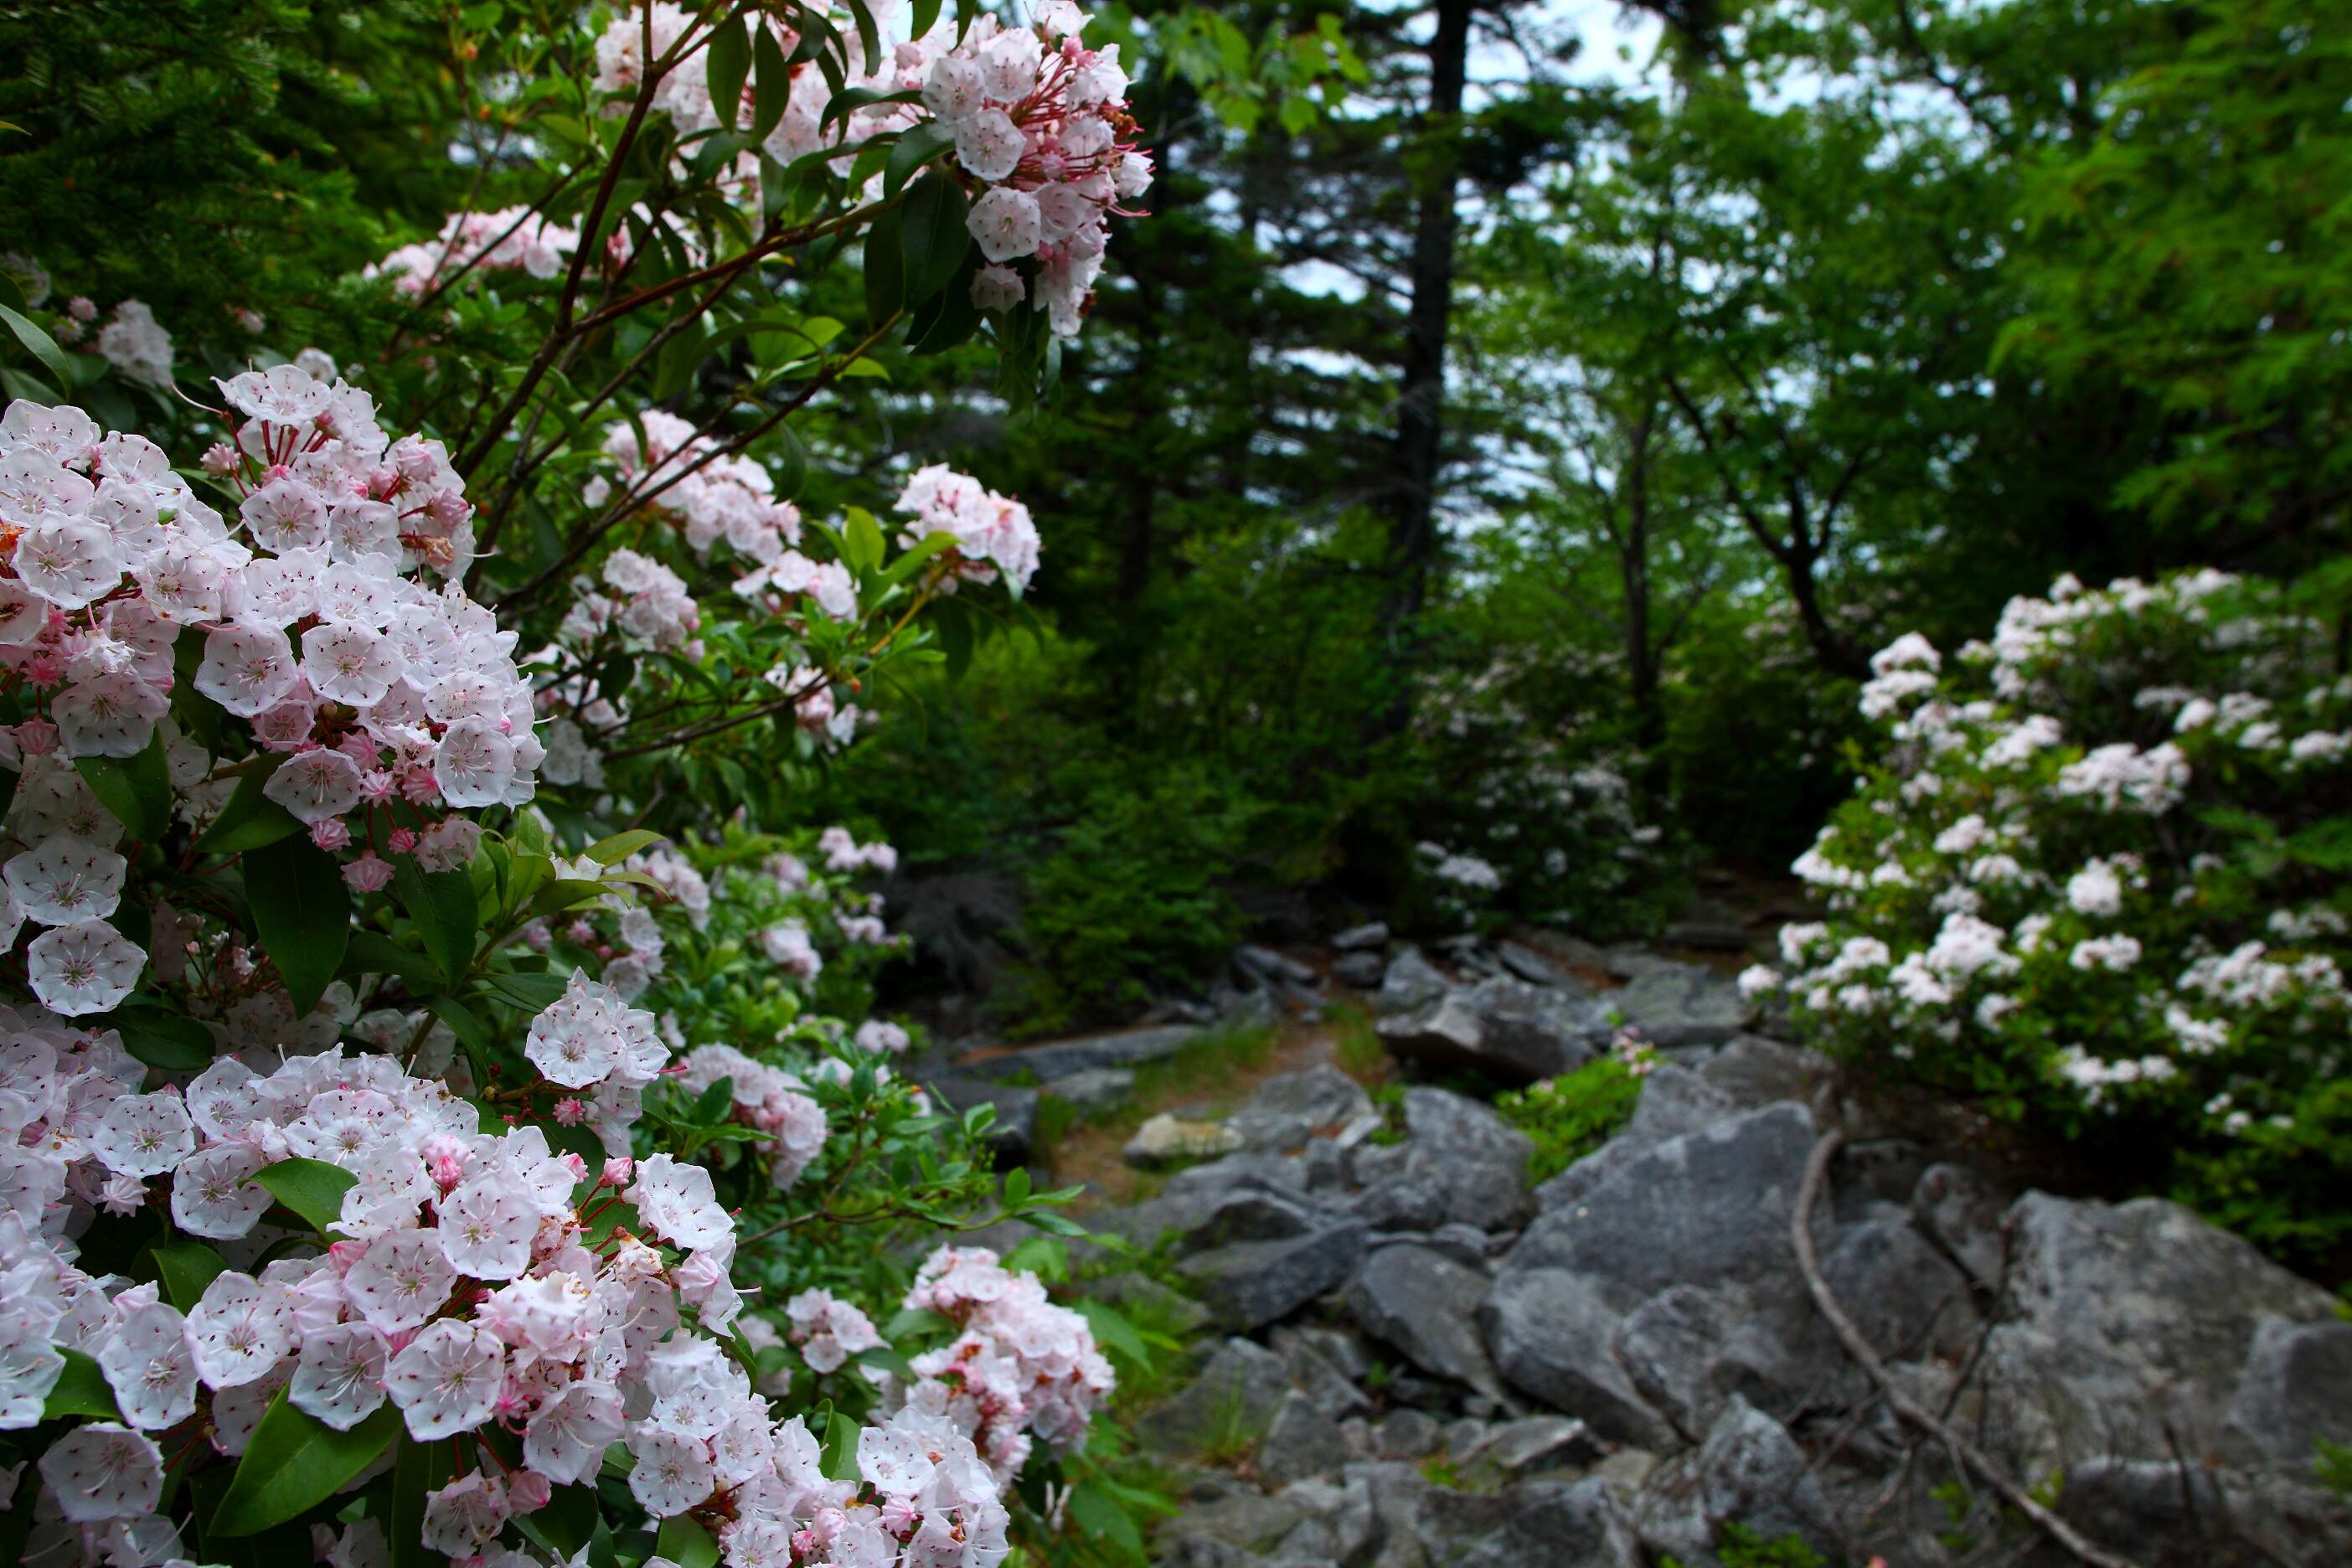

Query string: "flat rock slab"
[[1183, 1220, 1368, 1331], [1345, 1241, 1505, 1400], [957, 1022, 1200, 1084], [1123, 1112, 1243, 1169]]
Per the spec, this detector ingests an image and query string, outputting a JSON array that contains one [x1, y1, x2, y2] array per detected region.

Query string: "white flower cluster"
[[893, 467, 1041, 596], [369, 206, 582, 298], [920, 6, 1151, 335], [0, 988, 1011, 1568], [894, 1246, 1112, 1483], [1750, 571, 2350, 1132], [0, 380, 539, 1014], [676, 1044, 829, 1190]]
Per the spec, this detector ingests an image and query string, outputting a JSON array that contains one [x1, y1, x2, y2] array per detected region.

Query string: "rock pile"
[[1071, 939, 2352, 1568]]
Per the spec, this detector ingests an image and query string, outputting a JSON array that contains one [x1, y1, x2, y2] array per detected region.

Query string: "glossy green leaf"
[[115, 1008, 214, 1071], [244, 835, 350, 1015], [252, 1158, 357, 1235], [43, 1347, 121, 1420], [76, 734, 173, 842], [885, 124, 955, 199], [392, 855, 477, 989], [655, 1515, 720, 1568], [897, 168, 969, 305], [818, 1406, 861, 1481], [750, 23, 792, 143], [706, 13, 751, 132], [199, 764, 302, 854], [477, 969, 571, 1011], [389, 1434, 450, 1568], [147, 1239, 229, 1312], [0, 303, 74, 385], [863, 204, 905, 328], [584, 828, 664, 864]]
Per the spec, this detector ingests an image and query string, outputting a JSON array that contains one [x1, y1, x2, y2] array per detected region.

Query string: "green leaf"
[[511, 1483, 599, 1560], [908, 0, 943, 45], [526, 878, 613, 921], [76, 734, 173, 843], [1069, 1480, 1146, 1557], [750, 23, 792, 142], [584, 828, 664, 864], [706, 13, 752, 132], [43, 1347, 121, 1421], [147, 1239, 229, 1312], [389, 1434, 450, 1568], [341, 930, 446, 991], [477, 969, 571, 1012], [897, 168, 970, 305], [244, 835, 350, 1015], [691, 1076, 736, 1126], [843, 508, 885, 573], [883, 530, 961, 586], [209, 1394, 401, 1536], [0, 303, 74, 386], [252, 1158, 357, 1235], [885, 124, 955, 199], [655, 1515, 720, 1568], [818, 1407, 861, 1481], [1073, 1297, 1153, 1369], [864, 204, 905, 328], [427, 993, 493, 1052], [115, 1008, 214, 1071], [820, 85, 923, 137], [392, 856, 477, 990], [199, 761, 301, 854]]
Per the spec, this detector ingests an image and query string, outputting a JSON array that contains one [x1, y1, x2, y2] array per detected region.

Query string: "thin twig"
[[1792, 1131, 2145, 1568]]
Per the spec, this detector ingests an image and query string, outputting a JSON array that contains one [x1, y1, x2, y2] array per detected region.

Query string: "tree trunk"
[[1373, 0, 1474, 733]]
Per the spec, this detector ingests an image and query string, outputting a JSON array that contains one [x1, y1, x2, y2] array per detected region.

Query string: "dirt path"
[[1047, 1013, 1388, 1210]]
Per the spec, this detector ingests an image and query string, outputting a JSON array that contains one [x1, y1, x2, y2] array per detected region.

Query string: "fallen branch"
[[1791, 1129, 2145, 1568]]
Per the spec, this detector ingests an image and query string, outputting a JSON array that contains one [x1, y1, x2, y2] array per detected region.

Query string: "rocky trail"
[[910, 921, 2352, 1568]]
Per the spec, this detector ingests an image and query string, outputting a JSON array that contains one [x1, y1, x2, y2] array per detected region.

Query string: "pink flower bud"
[[13, 719, 58, 756], [552, 1096, 588, 1126], [309, 818, 352, 851], [200, 442, 239, 476], [506, 1471, 553, 1514], [601, 1156, 633, 1188], [341, 850, 395, 893], [388, 827, 419, 853], [557, 1152, 587, 1182]]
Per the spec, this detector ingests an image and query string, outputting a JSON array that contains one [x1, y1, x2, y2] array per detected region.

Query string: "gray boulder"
[[1621, 1063, 1742, 1147], [1399, 1086, 1536, 1230], [1462, 1415, 1605, 1476], [1333, 950, 1387, 988], [1696, 1034, 1831, 1107], [1333, 921, 1391, 952], [1182, 1220, 1368, 1331], [1237, 942, 1319, 987], [1269, 1324, 1375, 1421], [1632, 1398, 1844, 1566], [1411, 1478, 1641, 1568], [1613, 1282, 1811, 1442], [1122, 1112, 1244, 1169], [1148, 1337, 1292, 1453], [1494, 940, 1587, 990], [1228, 1065, 1376, 1154], [1039, 1065, 1133, 1112], [2226, 1318, 2352, 1467], [960, 1022, 1200, 1084], [1478, 1267, 1674, 1447], [1909, 1162, 2009, 1292], [1611, 962, 1752, 1048], [1819, 1212, 1978, 1365], [1377, 946, 1452, 1014], [1260, 1389, 1358, 1487], [1970, 1192, 2339, 1473], [1500, 1103, 1823, 1311], [1274, 1473, 1381, 1565], [1345, 1243, 1505, 1400], [1377, 975, 1608, 1084]]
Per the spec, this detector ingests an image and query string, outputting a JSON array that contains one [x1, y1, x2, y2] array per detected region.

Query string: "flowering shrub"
[[0, 0, 1178, 1555], [1494, 1033, 1656, 1182], [1742, 571, 2352, 1257]]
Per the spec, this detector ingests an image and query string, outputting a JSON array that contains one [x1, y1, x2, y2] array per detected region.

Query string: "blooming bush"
[[0, 0, 1171, 1559], [1743, 571, 2352, 1258]]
